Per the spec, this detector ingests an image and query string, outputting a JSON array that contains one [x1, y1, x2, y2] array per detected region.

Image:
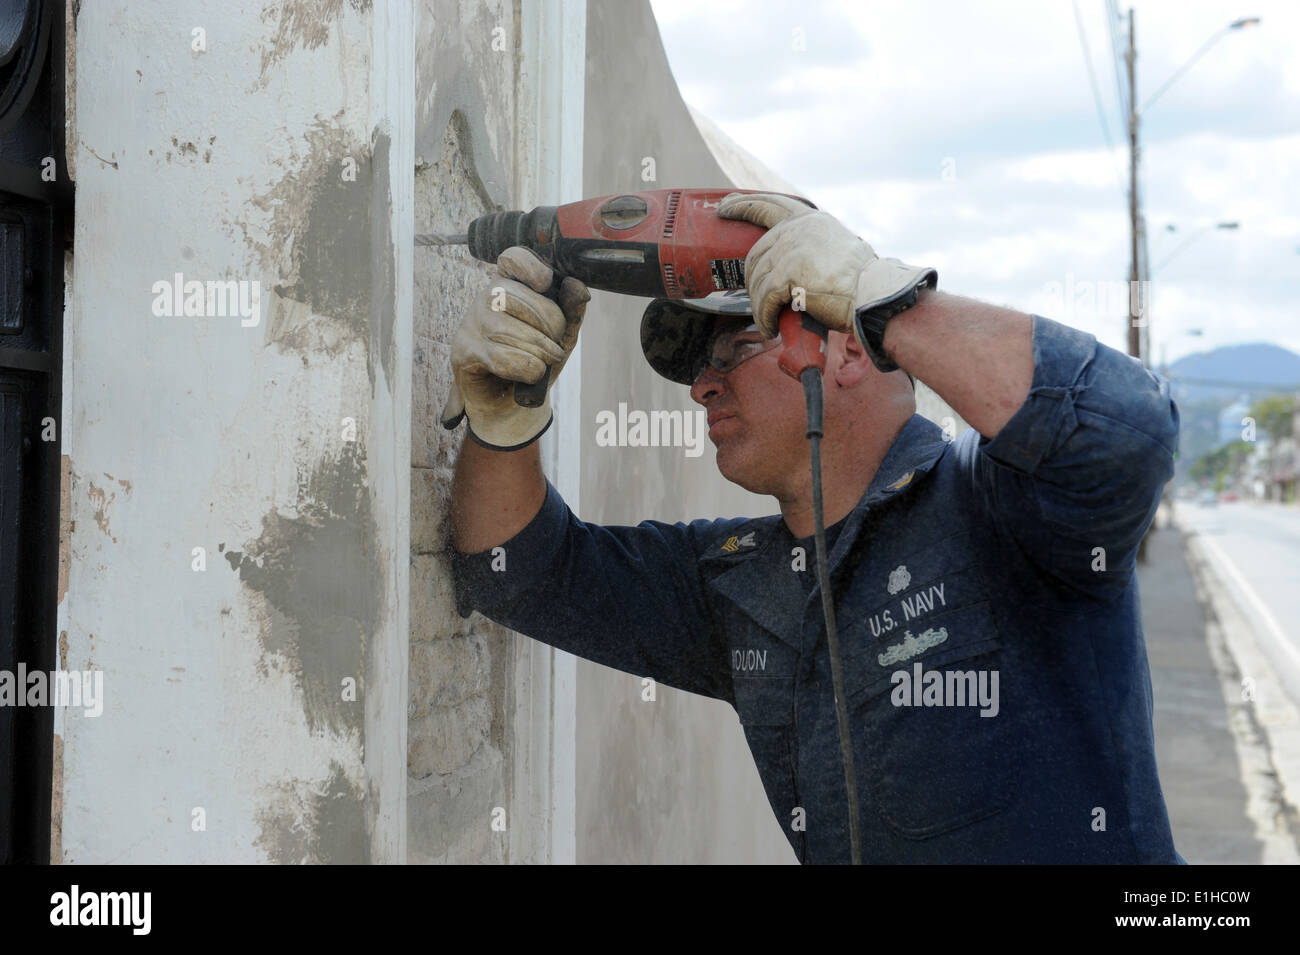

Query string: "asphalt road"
[[1175, 498, 1300, 717]]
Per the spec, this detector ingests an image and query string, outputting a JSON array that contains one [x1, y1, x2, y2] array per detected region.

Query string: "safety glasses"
[[691, 321, 781, 382]]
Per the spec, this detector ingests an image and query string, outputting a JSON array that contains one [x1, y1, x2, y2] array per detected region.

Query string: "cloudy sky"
[[648, 0, 1300, 367]]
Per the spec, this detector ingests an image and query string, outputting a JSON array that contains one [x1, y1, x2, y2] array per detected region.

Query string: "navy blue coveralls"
[[451, 314, 1184, 864]]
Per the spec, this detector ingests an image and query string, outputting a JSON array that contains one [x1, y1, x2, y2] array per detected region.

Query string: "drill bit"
[[415, 232, 468, 247]]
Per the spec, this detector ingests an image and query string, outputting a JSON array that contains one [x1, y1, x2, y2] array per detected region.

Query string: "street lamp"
[[1154, 221, 1240, 275], [1141, 17, 1261, 115], [1123, 13, 1260, 366]]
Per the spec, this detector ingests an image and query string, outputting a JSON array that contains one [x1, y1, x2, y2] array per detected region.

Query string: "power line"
[[1142, 27, 1229, 115], [1072, 0, 1128, 201]]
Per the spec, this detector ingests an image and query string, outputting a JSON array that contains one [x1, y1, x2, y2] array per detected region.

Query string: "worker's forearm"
[[450, 435, 547, 554], [880, 289, 1034, 440]]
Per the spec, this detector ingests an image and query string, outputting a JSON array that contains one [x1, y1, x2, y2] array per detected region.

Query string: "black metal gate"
[[0, 0, 70, 864]]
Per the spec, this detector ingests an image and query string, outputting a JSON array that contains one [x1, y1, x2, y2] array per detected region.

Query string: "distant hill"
[[1166, 343, 1300, 404], [1163, 343, 1300, 481]]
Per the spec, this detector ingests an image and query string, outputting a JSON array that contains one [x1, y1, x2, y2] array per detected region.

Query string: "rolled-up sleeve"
[[953, 314, 1179, 601], [448, 480, 734, 701]]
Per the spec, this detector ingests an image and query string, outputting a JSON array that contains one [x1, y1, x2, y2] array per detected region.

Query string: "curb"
[[1179, 524, 1300, 863]]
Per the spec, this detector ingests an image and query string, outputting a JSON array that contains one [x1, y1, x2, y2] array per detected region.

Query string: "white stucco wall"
[[60, 0, 411, 863]]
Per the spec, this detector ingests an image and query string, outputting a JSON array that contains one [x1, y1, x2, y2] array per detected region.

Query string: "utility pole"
[[1116, 9, 1260, 556], [1123, 12, 1259, 365], [1126, 7, 1142, 362], [1126, 8, 1149, 563]]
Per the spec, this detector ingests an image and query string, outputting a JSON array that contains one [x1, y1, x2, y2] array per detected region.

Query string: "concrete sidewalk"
[[1139, 512, 1300, 864]]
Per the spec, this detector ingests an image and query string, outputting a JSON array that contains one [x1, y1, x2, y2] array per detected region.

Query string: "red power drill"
[[417, 187, 828, 407]]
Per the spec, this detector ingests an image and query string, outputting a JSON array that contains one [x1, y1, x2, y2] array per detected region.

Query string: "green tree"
[[1189, 440, 1253, 487], [1247, 394, 1297, 441]]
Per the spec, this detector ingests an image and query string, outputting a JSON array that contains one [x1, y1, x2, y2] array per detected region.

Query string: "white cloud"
[[648, 0, 1300, 367], [1003, 149, 1127, 191]]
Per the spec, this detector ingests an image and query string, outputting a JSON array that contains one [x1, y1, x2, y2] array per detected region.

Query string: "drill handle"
[[512, 269, 567, 408], [777, 307, 828, 380]]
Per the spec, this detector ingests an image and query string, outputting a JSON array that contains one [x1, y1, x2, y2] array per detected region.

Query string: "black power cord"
[[799, 366, 862, 866]]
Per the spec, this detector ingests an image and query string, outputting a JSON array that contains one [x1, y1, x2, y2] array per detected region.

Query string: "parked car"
[[1220, 492, 1239, 503], [1198, 490, 1218, 507]]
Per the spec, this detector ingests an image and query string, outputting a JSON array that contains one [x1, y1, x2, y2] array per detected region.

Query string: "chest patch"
[[887, 565, 911, 595], [877, 626, 949, 666]]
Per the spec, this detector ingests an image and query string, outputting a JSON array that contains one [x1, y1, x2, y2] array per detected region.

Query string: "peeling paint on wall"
[[225, 439, 377, 737], [51, 733, 63, 864], [256, 0, 374, 89], [245, 118, 395, 395], [85, 478, 123, 543], [255, 761, 369, 864], [248, 118, 370, 343]]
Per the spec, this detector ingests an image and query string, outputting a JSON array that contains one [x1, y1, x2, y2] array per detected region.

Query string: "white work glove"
[[440, 247, 590, 451], [716, 191, 936, 349]]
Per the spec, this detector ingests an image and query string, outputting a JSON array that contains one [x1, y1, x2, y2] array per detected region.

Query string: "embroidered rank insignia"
[[887, 564, 911, 595], [720, 531, 756, 553], [887, 470, 914, 491]]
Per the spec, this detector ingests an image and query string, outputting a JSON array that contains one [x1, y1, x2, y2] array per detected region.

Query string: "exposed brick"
[[410, 552, 474, 641], [407, 744, 506, 863], [408, 14, 519, 862], [411, 466, 441, 553], [411, 338, 436, 469], [408, 694, 492, 778], [410, 633, 490, 719]]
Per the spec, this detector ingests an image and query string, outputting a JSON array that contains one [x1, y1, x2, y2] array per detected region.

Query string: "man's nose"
[[690, 366, 726, 404]]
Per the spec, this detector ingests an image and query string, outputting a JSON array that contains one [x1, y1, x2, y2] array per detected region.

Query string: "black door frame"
[[0, 0, 72, 865]]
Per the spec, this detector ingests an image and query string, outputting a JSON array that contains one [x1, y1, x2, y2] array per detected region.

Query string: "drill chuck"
[[467, 208, 557, 269]]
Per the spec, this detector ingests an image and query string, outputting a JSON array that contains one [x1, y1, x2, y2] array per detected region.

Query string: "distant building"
[[1251, 393, 1300, 502], [1267, 394, 1300, 502], [1219, 395, 1252, 445]]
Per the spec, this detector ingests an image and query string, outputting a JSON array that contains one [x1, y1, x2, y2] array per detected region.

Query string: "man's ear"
[[832, 331, 875, 389]]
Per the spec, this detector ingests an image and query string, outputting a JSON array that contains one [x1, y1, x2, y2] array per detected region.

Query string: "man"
[[444, 193, 1183, 864]]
